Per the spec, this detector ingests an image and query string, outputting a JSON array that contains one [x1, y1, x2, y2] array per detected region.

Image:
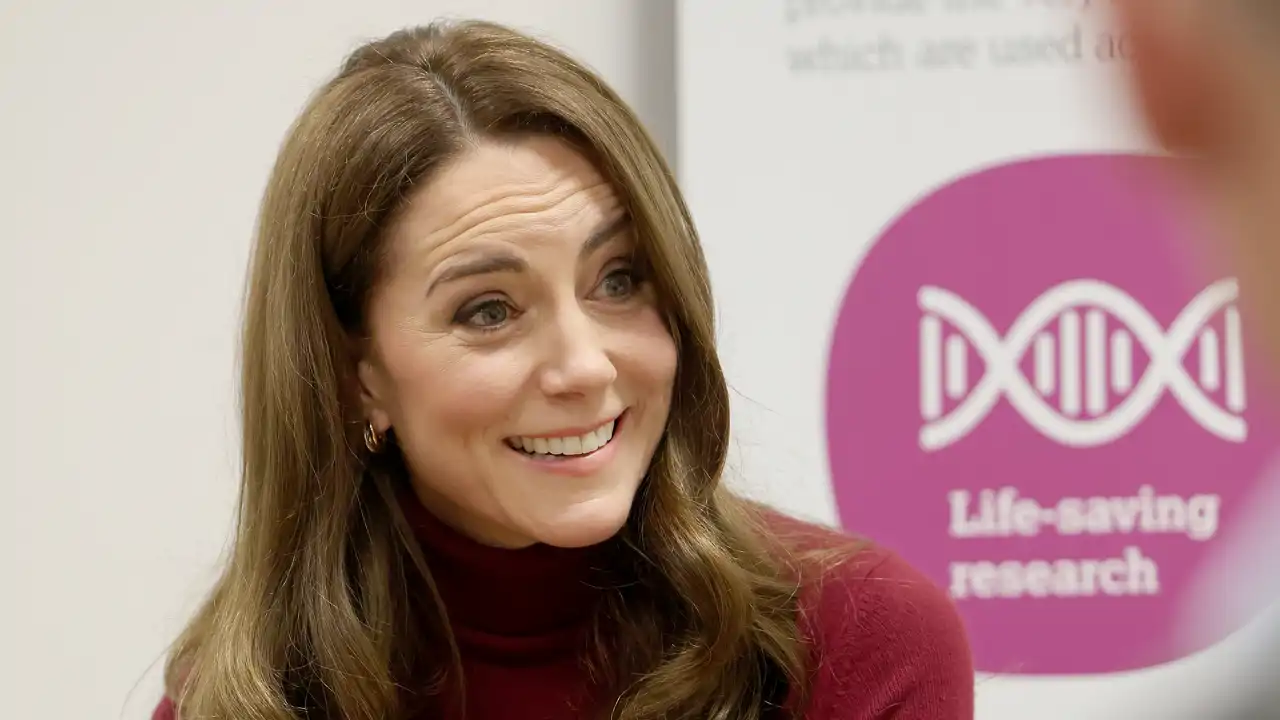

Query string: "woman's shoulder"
[[760, 510, 965, 639], [759, 509, 975, 719], [151, 697, 175, 720]]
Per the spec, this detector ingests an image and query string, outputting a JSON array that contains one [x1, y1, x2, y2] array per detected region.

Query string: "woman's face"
[[357, 135, 678, 549]]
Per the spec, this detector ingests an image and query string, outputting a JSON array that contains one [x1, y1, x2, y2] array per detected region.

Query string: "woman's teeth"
[[509, 419, 616, 457]]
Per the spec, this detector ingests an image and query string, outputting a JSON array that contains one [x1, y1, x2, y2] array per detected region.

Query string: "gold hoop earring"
[[364, 422, 386, 454]]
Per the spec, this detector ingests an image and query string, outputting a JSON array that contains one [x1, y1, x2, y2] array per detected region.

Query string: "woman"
[[152, 20, 973, 720], [1116, 0, 1280, 716]]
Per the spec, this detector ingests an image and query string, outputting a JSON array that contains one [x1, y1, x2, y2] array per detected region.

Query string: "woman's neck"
[[398, 487, 609, 656]]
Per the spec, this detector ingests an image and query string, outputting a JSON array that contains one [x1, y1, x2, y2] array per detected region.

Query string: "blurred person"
[[151, 20, 973, 720], [1117, 0, 1280, 716]]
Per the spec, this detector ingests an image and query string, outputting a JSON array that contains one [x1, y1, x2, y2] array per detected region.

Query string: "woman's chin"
[[526, 497, 634, 549]]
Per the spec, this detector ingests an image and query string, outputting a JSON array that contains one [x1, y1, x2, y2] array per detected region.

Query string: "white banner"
[[678, 2, 1276, 717]]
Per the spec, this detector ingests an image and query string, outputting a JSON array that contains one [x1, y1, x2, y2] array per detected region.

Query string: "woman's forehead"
[[389, 137, 622, 258]]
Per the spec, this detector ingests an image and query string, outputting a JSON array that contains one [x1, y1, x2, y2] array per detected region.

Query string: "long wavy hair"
[[166, 20, 814, 720]]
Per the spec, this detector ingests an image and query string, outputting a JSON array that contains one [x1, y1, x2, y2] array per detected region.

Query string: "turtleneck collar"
[[398, 489, 609, 660]]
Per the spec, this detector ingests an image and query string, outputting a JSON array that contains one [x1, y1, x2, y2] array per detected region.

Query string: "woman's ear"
[[1114, 0, 1221, 155], [355, 343, 393, 434]]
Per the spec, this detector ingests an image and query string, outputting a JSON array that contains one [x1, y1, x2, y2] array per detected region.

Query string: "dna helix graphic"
[[918, 279, 1246, 451]]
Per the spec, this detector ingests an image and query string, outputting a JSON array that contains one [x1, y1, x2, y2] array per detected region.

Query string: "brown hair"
[[165, 20, 814, 719]]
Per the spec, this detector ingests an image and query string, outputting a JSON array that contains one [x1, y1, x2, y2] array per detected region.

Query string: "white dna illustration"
[[918, 278, 1247, 451]]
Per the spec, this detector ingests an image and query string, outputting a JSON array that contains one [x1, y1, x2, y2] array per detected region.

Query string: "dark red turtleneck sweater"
[[154, 502, 973, 719]]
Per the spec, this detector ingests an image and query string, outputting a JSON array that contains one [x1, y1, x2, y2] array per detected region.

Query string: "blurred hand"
[[1116, 6, 1280, 718], [1115, 0, 1280, 368]]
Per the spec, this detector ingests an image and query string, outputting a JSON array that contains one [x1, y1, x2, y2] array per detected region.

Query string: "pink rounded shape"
[[826, 154, 1279, 674]]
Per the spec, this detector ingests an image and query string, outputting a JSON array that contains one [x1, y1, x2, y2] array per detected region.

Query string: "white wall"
[[0, 3, 674, 717]]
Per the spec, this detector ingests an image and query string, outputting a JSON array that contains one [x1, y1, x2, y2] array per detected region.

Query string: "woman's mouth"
[[505, 414, 622, 459]]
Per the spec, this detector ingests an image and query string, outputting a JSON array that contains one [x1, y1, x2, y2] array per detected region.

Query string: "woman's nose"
[[538, 306, 618, 398]]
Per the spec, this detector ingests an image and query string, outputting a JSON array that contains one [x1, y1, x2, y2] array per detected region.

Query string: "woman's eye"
[[458, 299, 511, 329], [598, 269, 637, 299]]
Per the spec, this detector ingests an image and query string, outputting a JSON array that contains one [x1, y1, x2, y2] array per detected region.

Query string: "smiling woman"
[[152, 19, 972, 720], [355, 137, 675, 551]]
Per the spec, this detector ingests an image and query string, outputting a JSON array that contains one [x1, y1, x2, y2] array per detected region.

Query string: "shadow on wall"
[[631, 0, 678, 170]]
